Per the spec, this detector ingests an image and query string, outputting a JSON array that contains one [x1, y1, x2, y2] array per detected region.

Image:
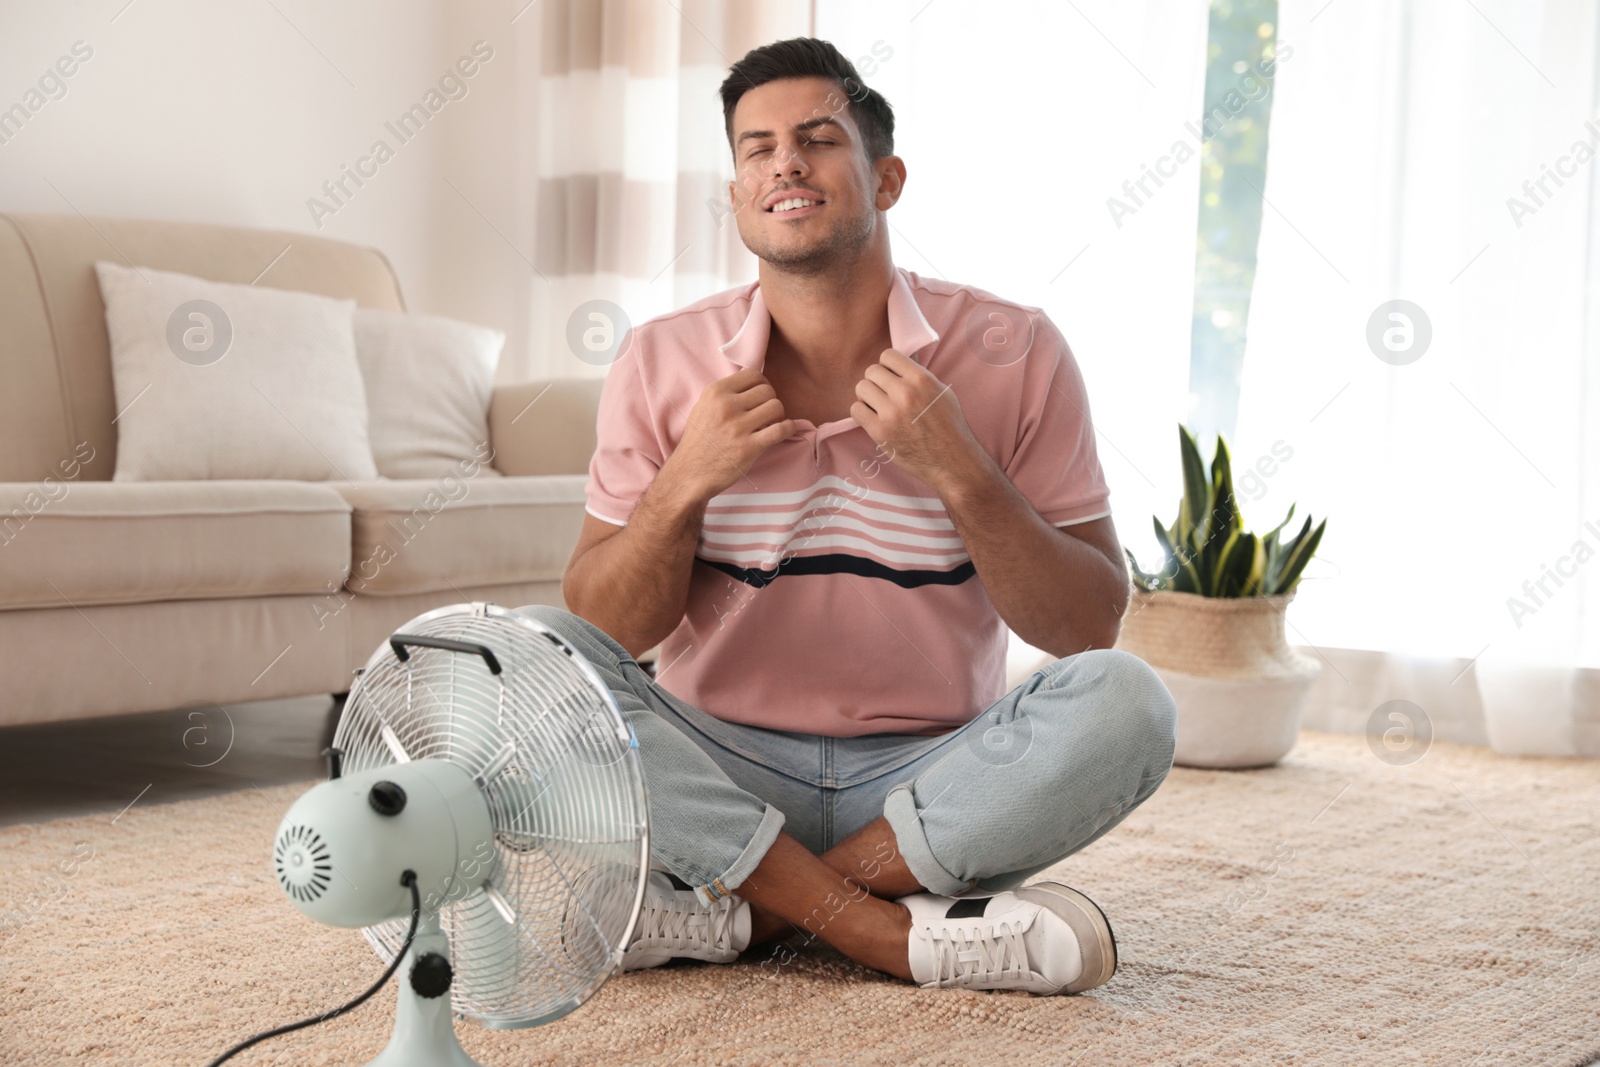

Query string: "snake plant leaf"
[[1125, 547, 1159, 591], [1261, 536, 1283, 591], [1259, 509, 1290, 589], [1241, 535, 1268, 596], [1271, 517, 1327, 595], [1235, 534, 1260, 601], [1151, 516, 1178, 573], [1152, 515, 1202, 594], [1191, 432, 1246, 587], [1209, 435, 1242, 536], [1198, 518, 1221, 591], [1175, 501, 1193, 556], [1173, 560, 1201, 594], [1261, 502, 1296, 543], [1208, 526, 1236, 596], [1203, 502, 1235, 591], [1178, 425, 1210, 554], [1199, 490, 1224, 586], [1262, 515, 1308, 593], [1211, 527, 1257, 598]]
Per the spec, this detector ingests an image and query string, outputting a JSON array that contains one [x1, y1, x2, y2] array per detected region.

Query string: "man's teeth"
[[769, 198, 821, 212]]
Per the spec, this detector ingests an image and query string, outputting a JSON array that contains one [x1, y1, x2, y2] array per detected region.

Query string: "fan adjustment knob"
[[367, 781, 407, 817], [409, 952, 453, 998]]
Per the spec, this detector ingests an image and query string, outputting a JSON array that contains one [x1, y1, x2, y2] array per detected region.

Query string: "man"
[[527, 37, 1176, 995]]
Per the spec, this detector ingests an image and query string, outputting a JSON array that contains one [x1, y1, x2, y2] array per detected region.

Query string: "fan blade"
[[475, 741, 518, 789], [380, 723, 412, 763], [483, 881, 518, 925]]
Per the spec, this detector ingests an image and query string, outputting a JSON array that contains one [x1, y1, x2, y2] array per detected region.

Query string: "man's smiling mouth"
[[767, 197, 824, 215]]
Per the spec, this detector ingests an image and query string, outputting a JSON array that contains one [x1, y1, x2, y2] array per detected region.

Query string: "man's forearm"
[[846, 345, 1125, 655], [566, 360, 793, 656], [563, 468, 708, 658], [936, 448, 1126, 657]]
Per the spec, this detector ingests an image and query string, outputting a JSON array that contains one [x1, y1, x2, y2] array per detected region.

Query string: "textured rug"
[[3, 729, 1598, 1066]]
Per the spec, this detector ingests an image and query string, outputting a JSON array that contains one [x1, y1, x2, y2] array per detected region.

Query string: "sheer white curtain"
[[811, 0, 1213, 682], [1232, 0, 1600, 755]]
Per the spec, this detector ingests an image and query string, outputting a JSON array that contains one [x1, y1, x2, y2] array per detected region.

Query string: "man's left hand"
[[851, 348, 982, 494]]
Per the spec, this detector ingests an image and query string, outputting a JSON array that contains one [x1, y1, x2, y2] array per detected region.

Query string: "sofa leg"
[[320, 692, 348, 750]]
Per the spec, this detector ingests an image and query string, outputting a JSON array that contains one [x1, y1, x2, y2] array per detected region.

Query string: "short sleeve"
[[1004, 312, 1112, 527], [585, 339, 662, 526]]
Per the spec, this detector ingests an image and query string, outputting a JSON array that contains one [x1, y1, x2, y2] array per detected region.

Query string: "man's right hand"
[[564, 366, 793, 657], [665, 365, 796, 500]]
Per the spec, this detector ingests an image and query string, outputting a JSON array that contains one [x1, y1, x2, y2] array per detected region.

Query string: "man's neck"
[[759, 252, 896, 387]]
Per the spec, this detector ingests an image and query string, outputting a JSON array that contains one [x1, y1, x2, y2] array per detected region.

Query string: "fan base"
[[365, 926, 485, 1067]]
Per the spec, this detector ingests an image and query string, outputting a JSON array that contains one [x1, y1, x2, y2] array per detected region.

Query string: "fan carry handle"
[[389, 633, 504, 676]]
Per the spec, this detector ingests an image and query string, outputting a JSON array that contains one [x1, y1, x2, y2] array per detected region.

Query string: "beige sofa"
[[0, 212, 604, 728]]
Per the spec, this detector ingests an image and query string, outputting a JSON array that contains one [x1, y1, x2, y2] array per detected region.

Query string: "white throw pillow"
[[95, 260, 379, 482], [352, 308, 504, 480]]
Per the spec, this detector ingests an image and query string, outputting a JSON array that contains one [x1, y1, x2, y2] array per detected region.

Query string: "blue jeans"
[[512, 605, 1177, 909]]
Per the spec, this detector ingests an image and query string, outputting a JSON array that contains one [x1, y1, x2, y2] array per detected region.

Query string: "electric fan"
[[222, 602, 650, 1066]]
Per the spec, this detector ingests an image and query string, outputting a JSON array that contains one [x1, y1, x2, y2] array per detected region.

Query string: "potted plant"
[[1117, 425, 1328, 769]]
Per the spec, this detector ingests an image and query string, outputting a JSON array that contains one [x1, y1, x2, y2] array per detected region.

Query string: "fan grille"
[[333, 603, 649, 1028]]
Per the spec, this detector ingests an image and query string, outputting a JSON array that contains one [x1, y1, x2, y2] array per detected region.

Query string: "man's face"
[[727, 76, 897, 273]]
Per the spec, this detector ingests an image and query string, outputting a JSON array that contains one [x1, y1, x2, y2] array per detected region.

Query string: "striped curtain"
[[521, 0, 811, 381]]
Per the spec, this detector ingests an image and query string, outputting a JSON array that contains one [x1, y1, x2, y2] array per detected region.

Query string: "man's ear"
[[875, 156, 908, 211]]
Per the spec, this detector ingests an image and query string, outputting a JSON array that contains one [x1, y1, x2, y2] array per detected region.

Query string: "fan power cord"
[[205, 870, 423, 1066]]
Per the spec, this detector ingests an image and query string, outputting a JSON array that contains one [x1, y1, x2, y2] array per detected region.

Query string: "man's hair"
[[720, 37, 895, 166]]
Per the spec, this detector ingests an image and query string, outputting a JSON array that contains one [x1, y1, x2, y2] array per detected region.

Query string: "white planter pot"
[[1145, 664, 1321, 768], [1114, 587, 1322, 769]]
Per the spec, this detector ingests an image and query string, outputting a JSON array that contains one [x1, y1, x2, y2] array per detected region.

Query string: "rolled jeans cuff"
[[694, 802, 786, 909], [884, 783, 980, 898]]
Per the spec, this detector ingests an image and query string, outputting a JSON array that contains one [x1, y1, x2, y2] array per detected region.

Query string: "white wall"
[[0, 0, 539, 381]]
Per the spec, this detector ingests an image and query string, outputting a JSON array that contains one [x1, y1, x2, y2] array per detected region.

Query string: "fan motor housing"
[[273, 760, 495, 928]]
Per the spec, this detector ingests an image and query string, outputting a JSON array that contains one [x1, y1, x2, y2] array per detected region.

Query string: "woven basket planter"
[[1114, 586, 1322, 769]]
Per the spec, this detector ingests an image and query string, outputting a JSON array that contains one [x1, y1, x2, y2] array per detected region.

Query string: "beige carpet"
[[3, 729, 1598, 1066]]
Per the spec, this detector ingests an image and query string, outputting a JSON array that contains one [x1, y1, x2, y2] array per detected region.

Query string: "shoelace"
[[634, 890, 740, 952], [923, 918, 1031, 988]]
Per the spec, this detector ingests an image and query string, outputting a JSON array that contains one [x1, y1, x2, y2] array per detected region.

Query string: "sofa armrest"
[[488, 377, 605, 477]]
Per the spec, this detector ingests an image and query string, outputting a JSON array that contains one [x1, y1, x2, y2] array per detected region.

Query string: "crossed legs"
[[706, 645, 1180, 982], [510, 605, 1177, 985], [733, 816, 921, 980]]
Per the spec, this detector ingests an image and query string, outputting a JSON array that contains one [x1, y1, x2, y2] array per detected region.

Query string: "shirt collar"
[[719, 266, 941, 371]]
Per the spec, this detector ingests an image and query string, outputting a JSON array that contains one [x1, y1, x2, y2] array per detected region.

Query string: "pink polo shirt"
[[585, 266, 1111, 738]]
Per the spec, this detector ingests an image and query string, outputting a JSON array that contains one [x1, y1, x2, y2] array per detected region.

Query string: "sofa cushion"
[[354, 308, 505, 480], [0, 481, 351, 610], [334, 474, 588, 596], [94, 260, 379, 482]]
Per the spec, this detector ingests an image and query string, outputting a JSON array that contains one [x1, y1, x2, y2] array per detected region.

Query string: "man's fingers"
[[878, 347, 913, 369], [855, 378, 890, 407], [705, 365, 761, 401], [863, 362, 901, 386], [753, 418, 796, 447], [736, 382, 778, 409], [744, 397, 787, 427], [723, 365, 765, 386]]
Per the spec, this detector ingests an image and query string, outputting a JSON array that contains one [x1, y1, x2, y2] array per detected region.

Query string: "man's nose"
[[771, 142, 810, 178]]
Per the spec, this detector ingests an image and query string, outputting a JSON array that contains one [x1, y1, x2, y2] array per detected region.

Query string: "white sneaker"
[[901, 881, 1118, 995], [619, 870, 752, 972]]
